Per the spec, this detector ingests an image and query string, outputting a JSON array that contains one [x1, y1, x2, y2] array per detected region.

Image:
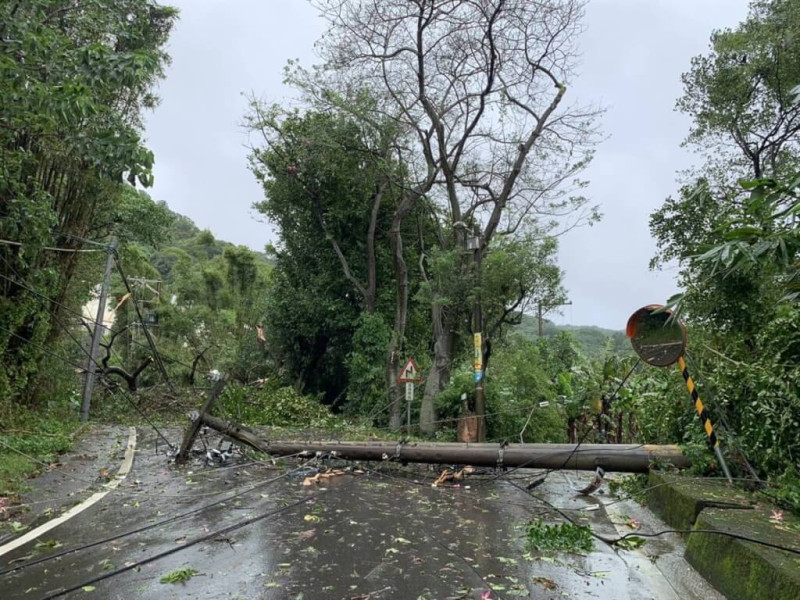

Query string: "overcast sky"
[[144, 0, 751, 330]]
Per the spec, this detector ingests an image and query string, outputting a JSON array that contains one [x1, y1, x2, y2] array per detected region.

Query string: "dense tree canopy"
[[0, 0, 178, 405], [650, 0, 800, 504]]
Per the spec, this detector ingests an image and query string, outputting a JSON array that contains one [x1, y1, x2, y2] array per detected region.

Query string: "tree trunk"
[[386, 339, 403, 430], [420, 302, 453, 435], [364, 182, 386, 314], [387, 196, 414, 430]]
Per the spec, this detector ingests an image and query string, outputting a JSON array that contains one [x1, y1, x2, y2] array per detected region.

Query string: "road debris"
[[433, 466, 475, 487]]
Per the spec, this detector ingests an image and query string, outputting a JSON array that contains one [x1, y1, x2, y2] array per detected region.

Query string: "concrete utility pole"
[[193, 414, 692, 472], [469, 234, 486, 442], [80, 237, 116, 422], [176, 379, 226, 464], [537, 300, 573, 337]]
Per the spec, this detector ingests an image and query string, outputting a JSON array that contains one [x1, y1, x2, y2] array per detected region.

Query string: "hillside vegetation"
[[514, 315, 631, 359]]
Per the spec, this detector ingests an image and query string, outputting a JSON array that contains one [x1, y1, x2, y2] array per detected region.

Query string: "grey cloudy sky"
[[144, 0, 751, 330]]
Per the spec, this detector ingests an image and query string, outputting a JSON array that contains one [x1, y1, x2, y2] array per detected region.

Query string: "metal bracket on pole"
[[395, 441, 405, 462], [496, 446, 505, 470]]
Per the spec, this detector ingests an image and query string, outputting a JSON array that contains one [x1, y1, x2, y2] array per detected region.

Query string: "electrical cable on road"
[[0, 438, 310, 513], [36, 473, 361, 600], [0, 455, 314, 577], [503, 477, 800, 556], [297, 465, 504, 600]]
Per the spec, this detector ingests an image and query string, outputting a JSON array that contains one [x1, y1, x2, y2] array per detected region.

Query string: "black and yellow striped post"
[[677, 355, 733, 482], [627, 305, 733, 484]]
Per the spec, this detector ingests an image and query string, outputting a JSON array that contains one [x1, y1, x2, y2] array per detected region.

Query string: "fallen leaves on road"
[[10, 520, 27, 533], [302, 469, 347, 486], [298, 529, 316, 540], [433, 466, 475, 487], [614, 536, 646, 550], [159, 567, 200, 584], [532, 576, 557, 590]]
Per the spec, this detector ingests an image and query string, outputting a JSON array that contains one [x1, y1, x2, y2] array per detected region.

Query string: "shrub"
[[219, 384, 332, 428], [437, 338, 567, 442]]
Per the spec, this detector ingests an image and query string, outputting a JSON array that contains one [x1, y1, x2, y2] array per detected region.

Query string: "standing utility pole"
[[537, 300, 573, 337], [469, 234, 486, 442], [81, 237, 116, 422]]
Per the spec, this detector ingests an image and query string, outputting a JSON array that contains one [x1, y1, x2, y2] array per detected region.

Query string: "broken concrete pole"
[[198, 413, 690, 473]]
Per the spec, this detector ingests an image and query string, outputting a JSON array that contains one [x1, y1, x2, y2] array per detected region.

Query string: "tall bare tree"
[[310, 0, 600, 433]]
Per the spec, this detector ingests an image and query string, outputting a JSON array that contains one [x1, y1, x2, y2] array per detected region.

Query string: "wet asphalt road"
[[1, 429, 725, 600]]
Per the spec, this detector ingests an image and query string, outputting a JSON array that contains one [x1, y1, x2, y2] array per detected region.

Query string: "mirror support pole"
[[676, 356, 733, 484], [714, 444, 734, 483]]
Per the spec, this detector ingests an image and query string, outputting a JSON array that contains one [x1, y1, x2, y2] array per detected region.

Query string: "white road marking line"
[[0, 427, 137, 558]]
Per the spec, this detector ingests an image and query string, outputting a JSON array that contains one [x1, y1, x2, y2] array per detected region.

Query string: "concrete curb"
[[647, 472, 800, 600], [686, 507, 800, 600], [647, 471, 753, 530]]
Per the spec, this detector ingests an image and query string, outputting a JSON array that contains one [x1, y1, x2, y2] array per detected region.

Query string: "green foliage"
[[112, 187, 175, 249], [246, 105, 424, 403], [220, 385, 333, 428], [608, 474, 650, 505], [0, 404, 80, 496], [678, 0, 800, 181], [481, 236, 565, 325], [0, 0, 177, 407], [614, 536, 646, 550], [159, 568, 199, 584], [692, 176, 800, 304], [514, 317, 630, 360], [524, 518, 594, 555], [647, 1, 800, 510], [345, 313, 392, 416], [437, 337, 567, 443], [763, 466, 800, 514]]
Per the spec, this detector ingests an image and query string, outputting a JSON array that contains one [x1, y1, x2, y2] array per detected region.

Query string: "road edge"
[[0, 426, 137, 558]]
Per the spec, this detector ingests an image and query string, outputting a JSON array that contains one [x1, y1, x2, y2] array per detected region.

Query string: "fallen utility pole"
[[175, 379, 226, 464], [196, 413, 690, 473]]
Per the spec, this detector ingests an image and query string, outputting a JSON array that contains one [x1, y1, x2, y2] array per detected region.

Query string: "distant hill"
[[514, 314, 631, 359], [147, 207, 272, 284]]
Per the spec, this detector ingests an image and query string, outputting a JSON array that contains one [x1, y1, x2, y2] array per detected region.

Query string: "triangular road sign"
[[397, 357, 422, 383]]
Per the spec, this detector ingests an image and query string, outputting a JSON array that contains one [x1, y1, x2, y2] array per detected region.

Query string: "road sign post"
[[398, 358, 423, 434], [405, 382, 414, 433]]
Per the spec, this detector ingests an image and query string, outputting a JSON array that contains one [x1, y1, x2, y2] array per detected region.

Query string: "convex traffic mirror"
[[626, 305, 686, 367]]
